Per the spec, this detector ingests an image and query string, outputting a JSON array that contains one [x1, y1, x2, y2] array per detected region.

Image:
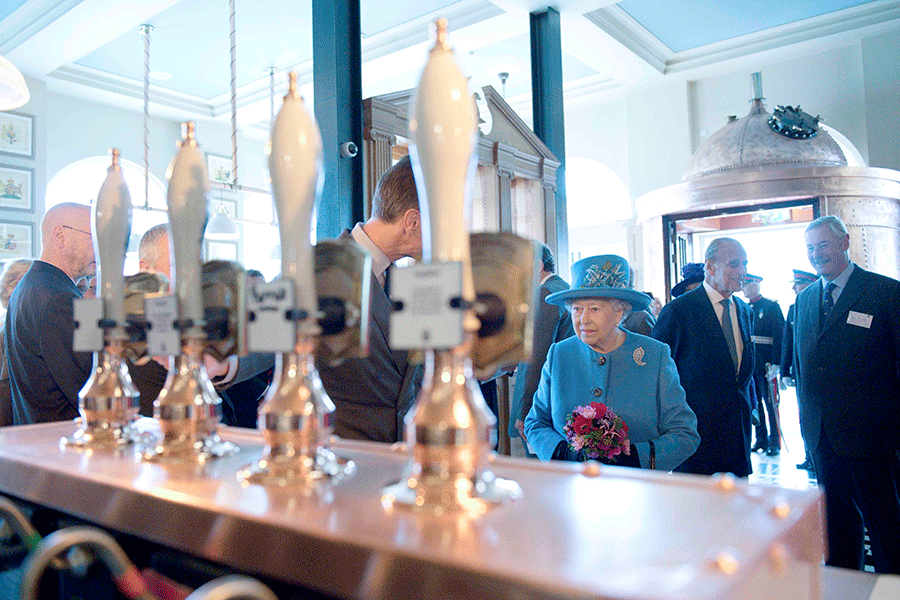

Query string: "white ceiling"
[[1, 0, 898, 129]]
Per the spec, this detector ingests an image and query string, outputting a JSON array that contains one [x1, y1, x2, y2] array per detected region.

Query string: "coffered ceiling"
[[1, 0, 898, 129]]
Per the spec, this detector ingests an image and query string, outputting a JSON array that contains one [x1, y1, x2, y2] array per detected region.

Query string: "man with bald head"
[[652, 237, 756, 476], [6, 202, 97, 424]]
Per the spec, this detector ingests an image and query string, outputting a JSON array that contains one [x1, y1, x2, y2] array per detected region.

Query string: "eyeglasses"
[[62, 225, 91, 236]]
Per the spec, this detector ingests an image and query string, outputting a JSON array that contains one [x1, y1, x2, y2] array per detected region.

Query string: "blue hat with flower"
[[671, 262, 705, 298], [546, 255, 650, 310]]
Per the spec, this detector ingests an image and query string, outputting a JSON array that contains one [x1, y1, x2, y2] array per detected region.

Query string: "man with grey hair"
[[6, 203, 96, 424], [794, 215, 900, 573], [652, 237, 755, 476], [139, 223, 171, 278]]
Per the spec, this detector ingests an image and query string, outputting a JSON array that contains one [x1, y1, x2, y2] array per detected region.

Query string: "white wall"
[[861, 29, 900, 171]]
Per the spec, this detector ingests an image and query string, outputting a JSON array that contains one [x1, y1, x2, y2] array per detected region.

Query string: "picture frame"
[[207, 153, 233, 184], [0, 220, 33, 260], [0, 111, 35, 158], [0, 164, 33, 212], [206, 240, 238, 262]]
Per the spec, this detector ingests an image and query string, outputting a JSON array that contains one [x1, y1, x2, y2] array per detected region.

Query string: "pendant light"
[[0, 55, 29, 111], [207, 193, 240, 240]]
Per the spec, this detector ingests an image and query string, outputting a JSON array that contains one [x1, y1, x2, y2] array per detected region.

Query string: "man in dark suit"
[[652, 237, 755, 477], [218, 157, 423, 442], [6, 203, 96, 424], [794, 215, 900, 574], [741, 274, 785, 456], [318, 155, 423, 442], [510, 244, 574, 454]]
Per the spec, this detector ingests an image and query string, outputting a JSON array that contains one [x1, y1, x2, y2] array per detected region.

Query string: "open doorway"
[[663, 198, 819, 304], [663, 199, 821, 490]]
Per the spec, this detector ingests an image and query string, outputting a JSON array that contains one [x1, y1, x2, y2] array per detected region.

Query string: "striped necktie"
[[720, 297, 738, 372]]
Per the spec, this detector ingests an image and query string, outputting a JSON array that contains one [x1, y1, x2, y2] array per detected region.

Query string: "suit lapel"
[[819, 267, 864, 339]]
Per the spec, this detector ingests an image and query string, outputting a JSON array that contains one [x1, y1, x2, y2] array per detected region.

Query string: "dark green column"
[[530, 7, 568, 272], [312, 0, 364, 238]]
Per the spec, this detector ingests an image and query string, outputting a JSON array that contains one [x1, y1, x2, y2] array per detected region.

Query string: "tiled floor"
[[748, 384, 818, 490]]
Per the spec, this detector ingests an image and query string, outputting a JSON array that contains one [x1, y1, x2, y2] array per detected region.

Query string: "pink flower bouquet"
[[563, 402, 631, 462]]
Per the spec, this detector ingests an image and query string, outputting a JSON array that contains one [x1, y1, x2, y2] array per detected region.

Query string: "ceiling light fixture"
[[0, 54, 30, 111], [498, 71, 509, 98], [206, 197, 241, 240]]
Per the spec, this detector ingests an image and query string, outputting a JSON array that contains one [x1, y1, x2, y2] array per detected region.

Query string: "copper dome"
[[682, 99, 848, 181]]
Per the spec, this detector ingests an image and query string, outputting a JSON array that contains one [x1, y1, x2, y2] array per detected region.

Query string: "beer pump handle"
[[268, 72, 322, 338], [408, 18, 479, 333], [166, 122, 210, 342], [93, 149, 132, 341]]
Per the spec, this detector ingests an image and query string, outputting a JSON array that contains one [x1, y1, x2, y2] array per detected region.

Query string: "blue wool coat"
[[524, 330, 699, 471]]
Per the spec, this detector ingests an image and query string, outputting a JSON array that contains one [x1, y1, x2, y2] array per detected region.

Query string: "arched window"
[[46, 156, 168, 274], [566, 157, 631, 263]]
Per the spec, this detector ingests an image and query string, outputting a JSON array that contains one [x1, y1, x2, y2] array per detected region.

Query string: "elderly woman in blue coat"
[[524, 255, 699, 471]]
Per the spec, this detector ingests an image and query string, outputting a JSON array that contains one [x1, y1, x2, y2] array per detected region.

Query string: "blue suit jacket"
[[652, 285, 755, 476], [524, 331, 699, 471], [794, 265, 900, 457], [6, 261, 90, 424]]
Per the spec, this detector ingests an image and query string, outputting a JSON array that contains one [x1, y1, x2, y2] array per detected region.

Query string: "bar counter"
[[0, 419, 826, 599]]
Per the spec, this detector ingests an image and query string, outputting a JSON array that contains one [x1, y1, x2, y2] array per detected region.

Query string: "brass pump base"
[[141, 348, 237, 463], [62, 349, 142, 451], [237, 351, 354, 487], [382, 469, 521, 516], [381, 350, 522, 515]]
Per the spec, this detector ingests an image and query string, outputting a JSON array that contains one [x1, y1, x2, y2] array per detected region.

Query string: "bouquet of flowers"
[[563, 401, 631, 462]]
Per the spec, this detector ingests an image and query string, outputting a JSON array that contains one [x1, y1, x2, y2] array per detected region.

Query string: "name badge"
[[847, 311, 873, 329]]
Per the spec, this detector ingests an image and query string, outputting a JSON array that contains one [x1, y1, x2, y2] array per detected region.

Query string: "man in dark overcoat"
[[652, 237, 755, 477]]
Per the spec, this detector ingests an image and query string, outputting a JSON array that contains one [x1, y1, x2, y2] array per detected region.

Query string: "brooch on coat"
[[633, 347, 646, 366]]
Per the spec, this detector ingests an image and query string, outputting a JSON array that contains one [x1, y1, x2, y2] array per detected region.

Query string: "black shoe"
[[766, 447, 780, 456], [796, 459, 815, 471], [751, 441, 767, 453]]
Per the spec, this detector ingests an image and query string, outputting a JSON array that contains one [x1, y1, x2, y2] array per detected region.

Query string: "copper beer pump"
[[65, 149, 141, 449], [237, 73, 360, 486], [382, 20, 525, 514], [143, 123, 237, 462]]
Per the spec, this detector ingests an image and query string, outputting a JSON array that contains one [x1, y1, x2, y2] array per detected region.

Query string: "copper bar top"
[[0, 420, 824, 600]]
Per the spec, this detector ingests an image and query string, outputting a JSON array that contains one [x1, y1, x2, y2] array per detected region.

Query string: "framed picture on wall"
[[206, 240, 238, 262], [0, 112, 35, 158], [0, 220, 33, 259], [207, 154, 233, 184], [0, 165, 33, 212]]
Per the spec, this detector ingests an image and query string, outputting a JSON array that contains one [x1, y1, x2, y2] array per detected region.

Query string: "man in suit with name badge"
[[652, 237, 755, 477], [209, 156, 423, 442], [794, 215, 900, 574]]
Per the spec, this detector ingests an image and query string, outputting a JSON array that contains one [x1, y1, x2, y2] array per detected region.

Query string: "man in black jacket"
[[652, 238, 755, 477], [742, 274, 785, 456], [6, 203, 96, 424]]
